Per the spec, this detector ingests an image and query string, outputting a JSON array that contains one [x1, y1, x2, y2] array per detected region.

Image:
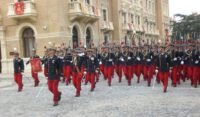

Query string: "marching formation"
[[12, 42, 200, 106]]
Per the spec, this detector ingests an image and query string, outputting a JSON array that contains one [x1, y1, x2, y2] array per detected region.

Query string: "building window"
[[131, 14, 134, 24], [85, 0, 90, 5], [22, 27, 35, 57], [122, 13, 127, 23], [102, 9, 107, 21]]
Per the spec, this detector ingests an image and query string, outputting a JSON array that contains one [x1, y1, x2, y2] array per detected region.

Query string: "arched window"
[[72, 26, 79, 49], [22, 27, 35, 57], [86, 28, 92, 48]]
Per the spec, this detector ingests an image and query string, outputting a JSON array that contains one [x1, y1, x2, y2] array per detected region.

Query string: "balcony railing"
[[7, 1, 37, 21], [101, 21, 114, 31], [68, 1, 100, 23]]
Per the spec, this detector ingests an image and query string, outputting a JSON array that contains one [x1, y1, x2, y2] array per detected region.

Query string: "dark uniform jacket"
[[156, 53, 171, 72], [104, 52, 115, 67], [63, 54, 73, 66], [85, 56, 99, 73], [47, 55, 60, 80], [122, 52, 134, 66], [135, 52, 143, 64], [144, 51, 154, 66], [13, 58, 24, 74]]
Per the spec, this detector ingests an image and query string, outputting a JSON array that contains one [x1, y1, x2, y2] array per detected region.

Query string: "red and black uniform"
[[170, 50, 179, 87], [122, 51, 134, 85], [135, 51, 143, 83], [47, 55, 62, 104], [156, 53, 171, 92], [104, 52, 115, 86], [182, 51, 189, 81], [72, 55, 84, 97], [13, 58, 24, 92], [177, 51, 184, 83], [26, 55, 40, 87], [84, 55, 99, 91], [192, 50, 200, 88], [143, 51, 154, 86], [63, 53, 73, 85], [114, 52, 124, 83]]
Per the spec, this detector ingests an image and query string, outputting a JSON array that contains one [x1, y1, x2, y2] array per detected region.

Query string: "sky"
[[169, 0, 200, 17]]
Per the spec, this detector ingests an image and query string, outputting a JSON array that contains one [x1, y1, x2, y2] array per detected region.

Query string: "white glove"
[[137, 57, 140, 61], [155, 69, 158, 73], [173, 58, 177, 61], [128, 57, 131, 60], [99, 61, 102, 64], [195, 61, 199, 64], [84, 72, 86, 75], [91, 57, 94, 61], [181, 61, 184, 65], [109, 59, 112, 62], [95, 70, 98, 73], [146, 59, 151, 62]]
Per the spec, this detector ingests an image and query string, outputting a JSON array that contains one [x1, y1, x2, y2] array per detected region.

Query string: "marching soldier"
[[103, 45, 115, 86], [72, 49, 83, 97], [13, 49, 24, 92], [84, 49, 99, 91], [46, 47, 62, 106], [143, 45, 155, 86], [135, 46, 143, 83], [114, 46, 123, 83], [192, 45, 199, 88], [122, 45, 134, 86], [156, 45, 171, 93], [63, 47, 73, 85], [171, 45, 179, 87], [26, 48, 40, 87]]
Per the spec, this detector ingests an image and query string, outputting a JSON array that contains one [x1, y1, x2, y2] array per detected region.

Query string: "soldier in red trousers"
[[63, 47, 73, 85], [156, 45, 171, 93], [72, 49, 83, 97], [13, 50, 24, 92], [46, 47, 62, 106], [84, 49, 99, 91], [143, 46, 155, 86], [26, 48, 40, 87]]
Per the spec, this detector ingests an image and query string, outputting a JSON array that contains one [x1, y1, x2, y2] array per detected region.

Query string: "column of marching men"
[[11, 42, 200, 106]]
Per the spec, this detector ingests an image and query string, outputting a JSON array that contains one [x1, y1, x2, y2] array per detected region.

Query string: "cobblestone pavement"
[[0, 73, 200, 117]]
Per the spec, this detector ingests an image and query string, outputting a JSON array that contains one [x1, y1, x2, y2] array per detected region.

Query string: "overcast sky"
[[169, 0, 200, 17]]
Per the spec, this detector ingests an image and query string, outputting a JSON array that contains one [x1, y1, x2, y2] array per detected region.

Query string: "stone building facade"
[[0, 0, 169, 73]]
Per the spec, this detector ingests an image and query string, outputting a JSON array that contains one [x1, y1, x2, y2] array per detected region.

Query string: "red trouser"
[[72, 73, 82, 95], [183, 65, 188, 80], [104, 66, 113, 86], [132, 65, 137, 77], [31, 70, 39, 84], [192, 66, 199, 87], [86, 73, 95, 90], [158, 71, 169, 92], [187, 66, 193, 84], [143, 65, 154, 86], [116, 65, 123, 82], [136, 64, 142, 83], [177, 65, 183, 82], [100, 64, 105, 77], [44, 67, 48, 77], [123, 66, 132, 85], [95, 72, 99, 82], [48, 80, 60, 103], [171, 66, 178, 86], [14, 73, 23, 91], [63, 66, 72, 85]]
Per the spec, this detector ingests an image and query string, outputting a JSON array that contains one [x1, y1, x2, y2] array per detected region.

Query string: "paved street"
[[0, 73, 200, 117]]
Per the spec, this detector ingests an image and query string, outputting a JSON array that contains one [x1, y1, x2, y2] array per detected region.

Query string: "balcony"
[[68, 1, 100, 23], [122, 23, 134, 31], [7, 1, 37, 21], [101, 21, 114, 31]]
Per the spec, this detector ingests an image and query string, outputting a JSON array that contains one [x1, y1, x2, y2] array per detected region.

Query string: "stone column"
[[0, 26, 9, 73]]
